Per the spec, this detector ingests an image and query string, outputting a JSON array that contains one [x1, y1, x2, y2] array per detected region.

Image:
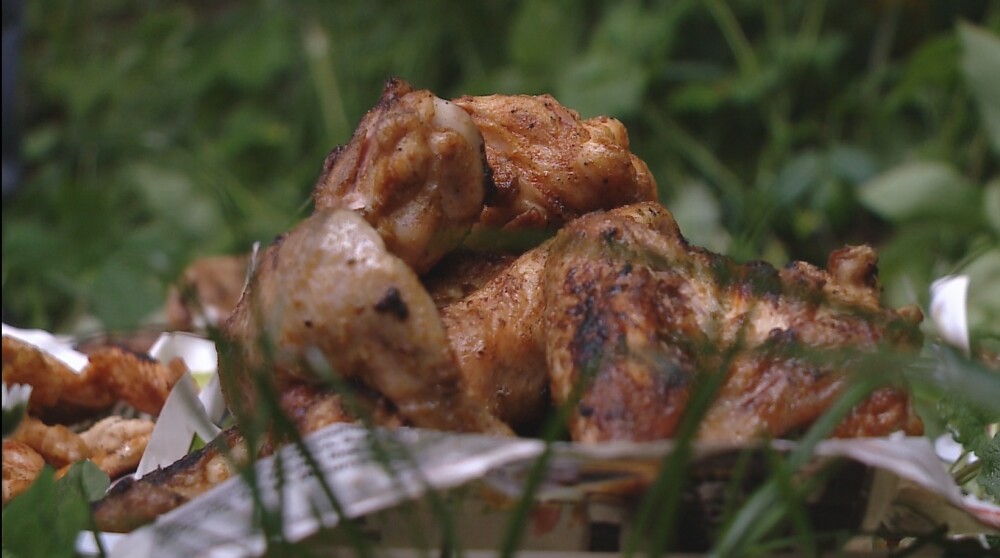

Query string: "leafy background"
[[3, 0, 998, 343], [1, 1, 999, 555]]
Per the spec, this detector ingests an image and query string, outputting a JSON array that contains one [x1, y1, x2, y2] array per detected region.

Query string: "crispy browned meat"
[[92, 427, 248, 533], [9, 416, 90, 468], [438, 243, 552, 431], [164, 254, 251, 332], [221, 209, 509, 436], [2, 337, 186, 416], [3, 335, 114, 412], [80, 417, 155, 479], [85, 347, 188, 416], [92, 383, 391, 532], [2, 440, 46, 506], [313, 78, 492, 275], [543, 202, 924, 443], [453, 92, 657, 236], [422, 250, 519, 308], [4, 415, 154, 505]]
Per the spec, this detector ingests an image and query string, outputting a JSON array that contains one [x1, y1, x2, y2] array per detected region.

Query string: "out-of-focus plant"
[[3, 1, 997, 336], [1, 461, 109, 558]]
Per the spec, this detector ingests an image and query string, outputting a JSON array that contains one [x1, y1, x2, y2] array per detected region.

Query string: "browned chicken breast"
[[313, 78, 492, 275], [220, 209, 508, 435], [543, 202, 924, 443], [437, 243, 552, 431], [453, 92, 658, 236]]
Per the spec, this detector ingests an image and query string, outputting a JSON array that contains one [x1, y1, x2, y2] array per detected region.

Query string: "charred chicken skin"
[[543, 202, 924, 443]]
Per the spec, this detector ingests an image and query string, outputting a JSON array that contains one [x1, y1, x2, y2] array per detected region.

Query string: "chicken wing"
[[313, 78, 492, 275], [544, 202, 924, 443], [453, 92, 658, 237], [220, 209, 508, 435]]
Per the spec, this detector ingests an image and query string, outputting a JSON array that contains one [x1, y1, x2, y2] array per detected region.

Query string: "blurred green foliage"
[[2, 0, 998, 347]]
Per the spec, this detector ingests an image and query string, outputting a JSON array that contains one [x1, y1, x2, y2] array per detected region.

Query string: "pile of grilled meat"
[[5, 78, 926, 531]]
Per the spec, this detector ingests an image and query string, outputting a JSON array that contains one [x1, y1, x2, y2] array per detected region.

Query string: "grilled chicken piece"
[[9, 416, 90, 468], [544, 202, 924, 443], [452, 92, 658, 237], [164, 254, 250, 332], [80, 417, 155, 479], [220, 209, 508, 435], [313, 78, 492, 275], [422, 250, 519, 308], [92, 426, 247, 533], [437, 243, 552, 431], [2, 336, 186, 416], [92, 383, 398, 532], [2, 440, 46, 505]]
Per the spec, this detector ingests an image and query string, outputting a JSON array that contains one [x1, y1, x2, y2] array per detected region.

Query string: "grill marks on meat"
[[543, 203, 924, 443]]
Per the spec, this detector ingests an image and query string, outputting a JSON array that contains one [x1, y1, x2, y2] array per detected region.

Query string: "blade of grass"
[[623, 339, 736, 558], [711, 370, 890, 556], [704, 0, 760, 77]]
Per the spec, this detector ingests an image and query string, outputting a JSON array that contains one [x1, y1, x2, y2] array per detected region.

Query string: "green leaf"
[[90, 259, 163, 331], [979, 433, 1000, 500], [555, 53, 647, 119], [2, 466, 87, 558], [671, 181, 730, 253], [939, 395, 991, 455], [589, 2, 664, 62], [985, 178, 1000, 234], [827, 145, 878, 186], [214, 16, 294, 90], [959, 23, 1000, 155], [963, 248, 1000, 339], [60, 460, 111, 503], [668, 81, 728, 113], [858, 161, 979, 222], [1, 406, 27, 438], [887, 33, 959, 110], [769, 151, 822, 208], [508, 0, 580, 75], [130, 163, 224, 241]]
